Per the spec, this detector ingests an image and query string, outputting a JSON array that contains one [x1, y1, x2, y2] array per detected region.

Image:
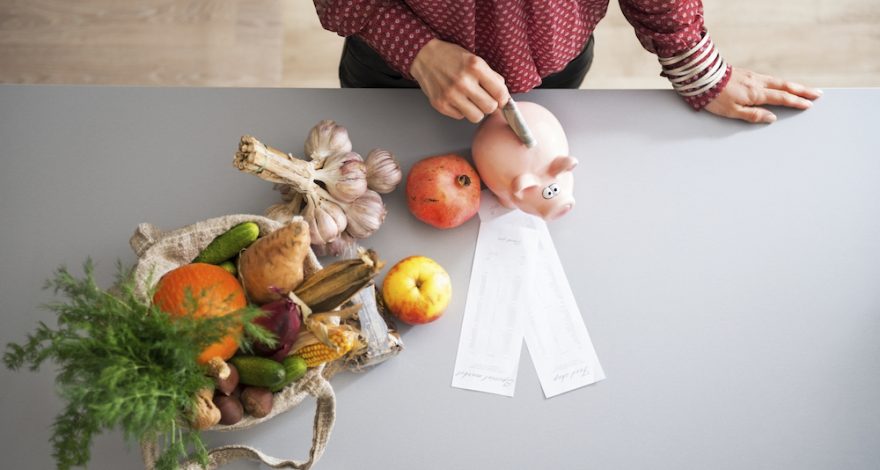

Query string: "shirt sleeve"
[[313, 0, 437, 79], [618, 0, 731, 110]]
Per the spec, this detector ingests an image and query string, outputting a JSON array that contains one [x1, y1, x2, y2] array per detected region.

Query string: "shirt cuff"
[[683, 64, 731, 110], [658, 33, 731, 110], [356, 2, 437, 80]]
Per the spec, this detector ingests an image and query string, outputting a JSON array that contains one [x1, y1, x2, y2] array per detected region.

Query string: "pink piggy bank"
[[472, 101, 578, 220]]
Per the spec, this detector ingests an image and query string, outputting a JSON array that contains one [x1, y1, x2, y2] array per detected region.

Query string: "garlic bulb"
[[305, 120, 352, 164], [315, 151, 368, 203], [304, 198, 347, 245], [265, 202, 299, 223], [311, 232, 357, 257], [345, 190, 386, 239], [237, 131, 394, 247], [364, 148, 402, 194]]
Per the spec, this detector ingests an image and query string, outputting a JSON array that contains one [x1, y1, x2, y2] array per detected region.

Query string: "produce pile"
[[154, 219, 387, 430], [3, 118, 483, 470], [3, 214, 386, 469]]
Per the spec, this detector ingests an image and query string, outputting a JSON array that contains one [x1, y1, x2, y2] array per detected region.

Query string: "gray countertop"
[[1, 86, 878, 469]]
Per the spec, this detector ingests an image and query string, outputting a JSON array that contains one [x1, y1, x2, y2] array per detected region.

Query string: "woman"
[[314, 0, 820, 124]]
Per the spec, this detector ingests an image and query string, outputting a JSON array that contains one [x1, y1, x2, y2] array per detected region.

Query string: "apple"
[[382, 256, 452, 325], [406, 154, 481, 229]]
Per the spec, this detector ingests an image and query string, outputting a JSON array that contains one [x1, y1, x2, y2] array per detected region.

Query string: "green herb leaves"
[[3, 260, 272, 470]]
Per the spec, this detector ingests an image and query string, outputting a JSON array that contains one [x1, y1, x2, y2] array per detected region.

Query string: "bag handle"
[[130, 223, 164, 258], [141, 373, 336, 470]]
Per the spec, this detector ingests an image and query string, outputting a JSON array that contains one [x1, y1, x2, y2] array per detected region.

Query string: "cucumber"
[[229, 356, 286, 389], [193, 222, 260, 264], [270, 355, 308, 392], [218, 259, 237, 277]]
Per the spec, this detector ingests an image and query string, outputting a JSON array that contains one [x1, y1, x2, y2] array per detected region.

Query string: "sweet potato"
[[238, 219, 311, 304]]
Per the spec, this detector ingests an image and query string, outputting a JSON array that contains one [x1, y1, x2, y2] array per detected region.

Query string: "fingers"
[[733, 104, 776, 124], [454, 95, 489, 123], [435, 102, 465, 120], [708, 68, 821, 125], [432, 93, 490, 123], [438, 76, 505, 123], [468, 84, 502, 116], [440, 84, 495, 123], [761, 89, 813, 110], [468, 57, 510, 112], [479, 68, 511, 108], [413, 40, 510, 123], [764, 76, 823, 100]]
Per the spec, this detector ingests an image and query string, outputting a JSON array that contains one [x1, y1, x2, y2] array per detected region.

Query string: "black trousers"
[[339, 35, 595, 89]]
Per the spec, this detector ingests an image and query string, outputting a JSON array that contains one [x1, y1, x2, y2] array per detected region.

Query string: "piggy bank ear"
[[549, 156, 578, 177], [512, 173, 540, 199]]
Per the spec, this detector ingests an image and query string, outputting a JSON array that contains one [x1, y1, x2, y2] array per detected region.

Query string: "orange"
[[152, 263, 247, 364]]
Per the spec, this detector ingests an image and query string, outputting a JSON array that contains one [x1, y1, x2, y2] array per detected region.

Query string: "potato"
[[216, 363, 240, 396], [241, 387, 274, 418], [213, 394, 244, 425]]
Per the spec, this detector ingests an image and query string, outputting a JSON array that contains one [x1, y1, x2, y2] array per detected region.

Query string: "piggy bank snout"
[[541, 198, 575, 220]]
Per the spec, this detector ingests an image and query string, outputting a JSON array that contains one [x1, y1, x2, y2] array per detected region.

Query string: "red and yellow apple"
[[382, 256, 452, 325], [406, 154, 481, 229]]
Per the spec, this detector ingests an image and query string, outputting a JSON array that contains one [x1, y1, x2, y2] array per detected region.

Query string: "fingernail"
[[766, 114, 777, 123], [804, 100, 813, 108], [816, 89, 824, 96]]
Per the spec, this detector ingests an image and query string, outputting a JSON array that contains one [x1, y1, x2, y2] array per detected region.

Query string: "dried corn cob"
[[292, 327, 359, 368], [293, 248, 384, 312]]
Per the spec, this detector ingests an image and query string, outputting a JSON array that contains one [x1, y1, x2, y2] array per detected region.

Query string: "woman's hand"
[[411, 39, 510, 123], [704, 68, 822, 124]]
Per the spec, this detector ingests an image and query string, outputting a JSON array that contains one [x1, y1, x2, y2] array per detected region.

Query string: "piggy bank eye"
[[542, 183, 560, 199]]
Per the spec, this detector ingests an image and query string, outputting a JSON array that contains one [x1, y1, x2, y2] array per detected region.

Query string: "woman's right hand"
[[410, 39, 510, 123]]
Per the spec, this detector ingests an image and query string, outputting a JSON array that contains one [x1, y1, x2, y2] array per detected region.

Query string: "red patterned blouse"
[[313, 0, 731, 110]]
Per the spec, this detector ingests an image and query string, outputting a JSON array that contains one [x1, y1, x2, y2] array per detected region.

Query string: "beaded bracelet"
[[659, 34, 728, 98]]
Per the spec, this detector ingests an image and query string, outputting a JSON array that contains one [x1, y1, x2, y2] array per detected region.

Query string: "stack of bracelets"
[[659, 33, 729, 98]]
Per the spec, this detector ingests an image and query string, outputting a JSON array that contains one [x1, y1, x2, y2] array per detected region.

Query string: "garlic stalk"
[[305, 120, 352, 165], [364, 148, 402, 194], [235, 136, 316, 190]]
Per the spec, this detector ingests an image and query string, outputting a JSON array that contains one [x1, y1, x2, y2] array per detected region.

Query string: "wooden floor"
[[0, 0, 878, 89]]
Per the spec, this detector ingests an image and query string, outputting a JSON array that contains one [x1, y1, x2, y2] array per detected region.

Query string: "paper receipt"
[[451, 221, 534, 396], [452, 191, 604, 398]]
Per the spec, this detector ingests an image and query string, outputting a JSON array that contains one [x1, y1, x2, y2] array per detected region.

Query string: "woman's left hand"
[[704, 67, 822, 124]]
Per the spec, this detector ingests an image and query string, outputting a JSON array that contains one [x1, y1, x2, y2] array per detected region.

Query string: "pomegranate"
[[406, 154, 481, 229]]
